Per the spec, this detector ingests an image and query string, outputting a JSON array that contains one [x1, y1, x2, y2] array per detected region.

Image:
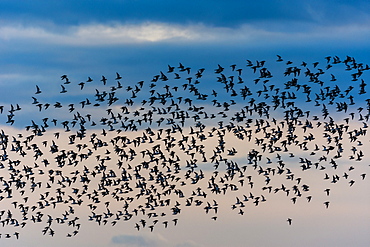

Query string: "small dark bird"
[[35, 85, 42, 94], [60, 85, 67, 93], [115, 72, 122, 80], [287, 218, 292, 225]]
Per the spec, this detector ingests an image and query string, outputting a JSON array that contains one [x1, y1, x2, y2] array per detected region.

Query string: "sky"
[[0, 1, 370, 247]]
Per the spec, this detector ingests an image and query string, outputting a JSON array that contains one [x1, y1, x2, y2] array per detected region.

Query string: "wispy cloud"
[[0, 22, 202, 45], [111, 233, 168, 247], [73, 22, 201, 43], [175, 240, 205, 247], [1, 21, 370, 47], [110, 233, 205, 247]]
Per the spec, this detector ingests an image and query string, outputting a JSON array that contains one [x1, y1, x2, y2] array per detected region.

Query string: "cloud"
[[1, 20, 370, 48], [111, 235, 152, 246], [0, 22, 201, 45], [74, 22, 200, 43], [2, 0, 368, 28], [0, 0, 315, 27], [175, 240, 205, 247], [110, 233, 206, 247], [111, 234, 168, 247]]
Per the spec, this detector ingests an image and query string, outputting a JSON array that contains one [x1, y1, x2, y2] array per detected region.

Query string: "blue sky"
[[1, 0, 369, 25], [2, 0, 370, 125], [0, 1, 370, 247]]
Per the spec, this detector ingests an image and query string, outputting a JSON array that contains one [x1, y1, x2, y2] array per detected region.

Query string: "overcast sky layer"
[[0, 1, 369, 247]]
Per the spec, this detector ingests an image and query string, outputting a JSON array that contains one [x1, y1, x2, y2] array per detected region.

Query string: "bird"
[[115, 72, 122, 80], [287, 218, 292, 225], [324, 188, 330, 196], [60, 85, 67, 93], [101, 76, 107, 85], [35, 85, 42, 94]]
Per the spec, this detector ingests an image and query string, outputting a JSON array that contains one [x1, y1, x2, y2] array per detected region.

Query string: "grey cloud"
[[111, 235, 156, 246], [111, 234, 168, 247], [175, 240, 205, 247]]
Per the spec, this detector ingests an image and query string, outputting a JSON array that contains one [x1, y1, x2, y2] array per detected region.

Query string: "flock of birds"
[[0, 55, 369, 239]]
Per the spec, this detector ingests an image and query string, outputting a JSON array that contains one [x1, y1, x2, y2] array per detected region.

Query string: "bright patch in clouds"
[[1, 21, 370, 46], [0, 22, 203, 45], [73, 22, 201, 43]]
